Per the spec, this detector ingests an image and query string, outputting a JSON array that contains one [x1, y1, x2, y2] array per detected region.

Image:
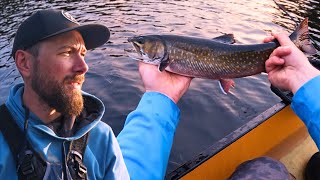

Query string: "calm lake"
[[0, 0, 319, 175]]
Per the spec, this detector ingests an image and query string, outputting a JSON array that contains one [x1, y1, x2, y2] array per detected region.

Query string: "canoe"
[[166, 86, 318, 180]]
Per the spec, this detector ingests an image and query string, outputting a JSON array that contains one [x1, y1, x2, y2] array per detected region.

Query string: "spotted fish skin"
[[127, 18, 316, 80], [162, 36, 274, 79]]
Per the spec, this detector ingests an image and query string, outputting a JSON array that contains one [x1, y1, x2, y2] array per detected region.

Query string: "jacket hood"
[[5, 83, 105, 140]]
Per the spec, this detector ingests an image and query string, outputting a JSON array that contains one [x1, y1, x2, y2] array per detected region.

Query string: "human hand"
[[138, 62, 192, 103], [264, 33, 320, 93]]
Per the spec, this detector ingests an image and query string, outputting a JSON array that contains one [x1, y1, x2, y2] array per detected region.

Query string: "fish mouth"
[[126, 37, 161, 65], [125, 38, 147, 61], [127, 37, 141, 53], [124, 46, 161, 65], [124, 47, 143, 61]]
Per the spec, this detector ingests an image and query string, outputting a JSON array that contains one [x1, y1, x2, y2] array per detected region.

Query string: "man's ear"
[[15, 50, 33, 78]]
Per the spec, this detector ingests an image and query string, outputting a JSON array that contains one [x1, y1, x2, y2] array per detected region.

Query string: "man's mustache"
[[64, 75, 85, 84]]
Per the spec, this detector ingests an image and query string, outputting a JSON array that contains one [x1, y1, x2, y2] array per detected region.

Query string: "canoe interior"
[[166, 102, 318, 179]]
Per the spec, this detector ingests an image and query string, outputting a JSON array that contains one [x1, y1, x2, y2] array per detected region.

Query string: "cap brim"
[[76, 24, 110, 50], [41, 24, 110, 50]]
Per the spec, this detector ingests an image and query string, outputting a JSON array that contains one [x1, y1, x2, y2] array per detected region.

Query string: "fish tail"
[[289, 18, 318, 55]]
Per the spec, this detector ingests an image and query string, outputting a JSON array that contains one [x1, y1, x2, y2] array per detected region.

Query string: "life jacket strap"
[[0, 104, 89, 179], [0, 104, 25, 162], [67, 133, 89, 180]]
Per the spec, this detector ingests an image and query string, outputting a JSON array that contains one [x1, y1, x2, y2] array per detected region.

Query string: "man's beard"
[[31, 64, 85, 116]]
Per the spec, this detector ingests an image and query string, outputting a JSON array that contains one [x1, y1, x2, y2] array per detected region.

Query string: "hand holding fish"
[[265, 33, 320, 93], [138, 62, 192, 103]]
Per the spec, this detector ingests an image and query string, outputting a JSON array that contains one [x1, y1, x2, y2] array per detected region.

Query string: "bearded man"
[[0, 9, 192, 179]]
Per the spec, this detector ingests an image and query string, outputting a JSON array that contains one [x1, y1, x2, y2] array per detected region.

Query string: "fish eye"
[[136, 37, 145, 44]]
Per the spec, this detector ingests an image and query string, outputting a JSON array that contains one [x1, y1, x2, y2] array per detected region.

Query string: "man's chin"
[[66, 83, 82, 91], [72, 88, 82, 94], [61, 92, 84, 116]]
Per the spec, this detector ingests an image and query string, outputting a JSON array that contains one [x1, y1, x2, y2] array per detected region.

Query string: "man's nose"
[[73, 53, 89, 74]]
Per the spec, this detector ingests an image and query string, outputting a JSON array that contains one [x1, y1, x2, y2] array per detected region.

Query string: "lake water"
[[0, 0, 319, 175]]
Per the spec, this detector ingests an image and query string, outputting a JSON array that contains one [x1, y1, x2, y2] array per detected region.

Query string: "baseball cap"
[[12, 9, 110, 58]]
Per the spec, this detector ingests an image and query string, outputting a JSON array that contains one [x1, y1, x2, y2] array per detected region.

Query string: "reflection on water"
[[0, 0, 319, 175]]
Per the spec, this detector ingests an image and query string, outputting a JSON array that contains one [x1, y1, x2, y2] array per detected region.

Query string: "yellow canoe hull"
[[167, 103, 318, 180]]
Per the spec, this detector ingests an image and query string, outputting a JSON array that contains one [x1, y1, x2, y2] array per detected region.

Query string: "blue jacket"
[[117, 92, 180, 179], [292, 75, 320, 149], [0, 83, 129, 179], [0, 83, 179, 179]]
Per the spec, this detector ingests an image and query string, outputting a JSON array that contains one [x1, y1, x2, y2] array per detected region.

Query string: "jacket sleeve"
[[291, 75, 320, 149], [117, 92, 180, 180]]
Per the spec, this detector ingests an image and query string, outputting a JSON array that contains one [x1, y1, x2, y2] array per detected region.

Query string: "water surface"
[[0, 0, 319, 175]]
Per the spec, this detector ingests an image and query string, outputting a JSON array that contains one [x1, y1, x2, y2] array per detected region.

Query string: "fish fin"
[[158, 60, 170, 72], [289, 18, 317, 55], [218, 79, 235, 94], [212, 34, 236, 44]]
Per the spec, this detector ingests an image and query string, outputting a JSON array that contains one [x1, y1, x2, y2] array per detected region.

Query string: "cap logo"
[[62, 11, 80, 25]]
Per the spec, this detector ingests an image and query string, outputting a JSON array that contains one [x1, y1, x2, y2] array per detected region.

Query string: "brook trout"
[[126, 18, 317, 93]]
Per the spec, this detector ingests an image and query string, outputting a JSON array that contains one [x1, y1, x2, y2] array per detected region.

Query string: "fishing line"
[[273, 0, 320, 50]]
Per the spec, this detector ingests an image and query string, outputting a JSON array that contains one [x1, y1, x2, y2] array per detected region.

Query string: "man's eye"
[[61, 51, 72, 56]]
